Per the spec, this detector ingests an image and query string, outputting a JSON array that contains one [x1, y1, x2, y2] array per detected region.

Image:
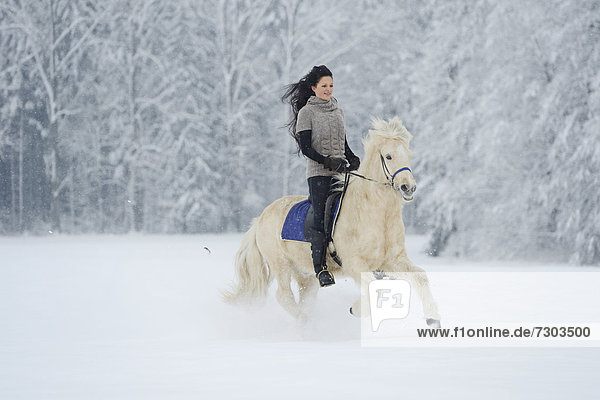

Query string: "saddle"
[[280, 182, 346, 267], [303, 191, 342, 244], [281, 190, 344, 266]]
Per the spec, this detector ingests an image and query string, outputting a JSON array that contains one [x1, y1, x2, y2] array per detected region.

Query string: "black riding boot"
[[310, 231, 335, 287]]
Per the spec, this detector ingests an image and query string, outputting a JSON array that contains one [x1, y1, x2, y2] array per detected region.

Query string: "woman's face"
[[311, 76, 333, 101]]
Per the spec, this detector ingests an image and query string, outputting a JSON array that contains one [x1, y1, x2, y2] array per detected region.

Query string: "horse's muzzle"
[[400, 183, 416, 201]]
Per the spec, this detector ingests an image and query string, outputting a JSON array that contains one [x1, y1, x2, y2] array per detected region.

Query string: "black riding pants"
[[307, 176, 333, 233]]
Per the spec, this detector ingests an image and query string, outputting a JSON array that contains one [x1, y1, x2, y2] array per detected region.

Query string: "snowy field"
[[1, 234, 599, 399]]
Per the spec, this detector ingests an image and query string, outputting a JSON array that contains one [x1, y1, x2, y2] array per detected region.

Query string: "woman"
[[282, 65, 360, 287]]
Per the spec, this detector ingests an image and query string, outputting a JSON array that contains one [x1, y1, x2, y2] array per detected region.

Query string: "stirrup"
[[316, 269, 335, 287]]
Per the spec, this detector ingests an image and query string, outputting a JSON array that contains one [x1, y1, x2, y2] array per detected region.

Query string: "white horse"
[[223, 117, 440, 327]]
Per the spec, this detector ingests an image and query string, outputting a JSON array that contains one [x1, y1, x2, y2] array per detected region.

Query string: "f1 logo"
[[368, 279, 411, 331]]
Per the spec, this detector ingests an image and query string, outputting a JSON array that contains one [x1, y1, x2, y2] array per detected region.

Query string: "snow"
[[1, 234, 598, 399]]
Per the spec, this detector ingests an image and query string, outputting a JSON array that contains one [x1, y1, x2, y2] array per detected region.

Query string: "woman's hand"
[[324, 156, 347, 172], [348, 156, 360, 171]]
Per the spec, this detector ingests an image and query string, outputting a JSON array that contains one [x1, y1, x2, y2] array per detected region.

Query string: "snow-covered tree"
[[0, 0, 598, 264], [1, 0, 105, 232]]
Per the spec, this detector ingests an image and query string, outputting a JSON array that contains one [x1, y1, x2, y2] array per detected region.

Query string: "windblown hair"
[[281, 65, 333, 150]]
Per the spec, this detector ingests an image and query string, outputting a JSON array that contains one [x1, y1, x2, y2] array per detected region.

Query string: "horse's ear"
[[390, 116, 412, 145], [402, 129, 413, 146]]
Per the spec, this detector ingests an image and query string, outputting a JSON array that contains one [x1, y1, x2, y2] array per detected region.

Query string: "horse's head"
[[362, 117, 416, 201]]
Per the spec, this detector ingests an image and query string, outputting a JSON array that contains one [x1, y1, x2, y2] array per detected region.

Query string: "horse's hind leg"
[[348, 270, 371, 317], [295, 271, 318, 311], [271, 261, 306, 321]]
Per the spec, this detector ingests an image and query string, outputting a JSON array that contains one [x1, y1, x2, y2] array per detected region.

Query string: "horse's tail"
[[222, 218, 271, 304]]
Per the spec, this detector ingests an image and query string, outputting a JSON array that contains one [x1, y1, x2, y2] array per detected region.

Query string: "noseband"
[[380, 154, 412, 187]]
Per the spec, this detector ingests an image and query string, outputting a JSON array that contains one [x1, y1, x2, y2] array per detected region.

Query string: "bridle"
[[329, 153, 414, 265], [346, 153, 413, 190], [379, 153, 412, 188]]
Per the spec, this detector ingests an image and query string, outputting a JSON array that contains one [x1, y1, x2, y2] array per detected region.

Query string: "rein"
[[346, 154, 412, 189]]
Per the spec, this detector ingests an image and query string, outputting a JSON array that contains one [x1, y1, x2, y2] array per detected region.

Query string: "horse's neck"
[[344, 178, 405, 229]]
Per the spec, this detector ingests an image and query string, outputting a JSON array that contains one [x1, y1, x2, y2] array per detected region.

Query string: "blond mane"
[[367, 117, 413, 146]]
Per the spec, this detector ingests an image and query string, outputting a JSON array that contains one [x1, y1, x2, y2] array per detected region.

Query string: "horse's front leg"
[[349, 274, 370, 317], [398, 260, 441, 328], [344, 262, 376, 318], [345, 259, 441, 329]]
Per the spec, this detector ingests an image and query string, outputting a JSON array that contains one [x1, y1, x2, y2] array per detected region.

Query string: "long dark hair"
[[281, 65, 333, 143]]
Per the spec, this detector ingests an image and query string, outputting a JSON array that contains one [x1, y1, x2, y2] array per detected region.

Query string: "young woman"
[[282, 65, 360, 287]]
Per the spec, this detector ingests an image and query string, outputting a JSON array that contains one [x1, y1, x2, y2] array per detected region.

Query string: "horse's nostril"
[[401, 184, 408, 192], [412, 185, 417, 193]]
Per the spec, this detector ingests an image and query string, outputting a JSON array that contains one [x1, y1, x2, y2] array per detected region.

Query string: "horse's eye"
[[386, 154, 392, 160]]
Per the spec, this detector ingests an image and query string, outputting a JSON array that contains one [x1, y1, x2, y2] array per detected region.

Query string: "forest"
[[1, 0, 598, 264]]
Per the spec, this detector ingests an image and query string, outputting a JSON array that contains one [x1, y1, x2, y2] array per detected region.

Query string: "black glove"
[[323, 156, 347, 172], [348, 156, 360, 171]]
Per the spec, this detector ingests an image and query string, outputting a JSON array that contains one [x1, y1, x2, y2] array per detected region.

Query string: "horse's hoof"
[[426, 318, 441, 329]]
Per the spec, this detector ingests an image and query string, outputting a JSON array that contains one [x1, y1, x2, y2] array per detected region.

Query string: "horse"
[[223, 117, 441, 327]]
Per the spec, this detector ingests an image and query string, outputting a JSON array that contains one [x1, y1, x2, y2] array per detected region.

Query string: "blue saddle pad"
[[281, 200, 311, 242], [281, 197, 342, 243]]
